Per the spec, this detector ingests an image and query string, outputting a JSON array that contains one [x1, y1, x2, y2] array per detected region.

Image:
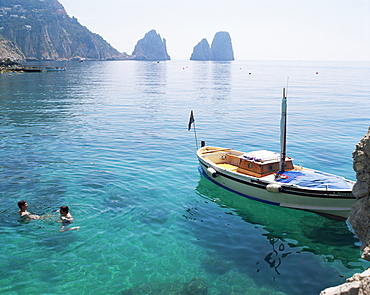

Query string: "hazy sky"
[[60, 0, 370, 61]]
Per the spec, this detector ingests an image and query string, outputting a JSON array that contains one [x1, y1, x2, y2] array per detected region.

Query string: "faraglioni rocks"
[[190, 38, 211, 61], [210, 31, 234, 61], [190, 31, 234, 61], [132, 30, 170, 61], [320, 128, 370, 295]]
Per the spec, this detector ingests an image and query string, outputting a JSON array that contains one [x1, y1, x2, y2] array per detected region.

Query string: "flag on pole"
[[188, 110, 195, 130]]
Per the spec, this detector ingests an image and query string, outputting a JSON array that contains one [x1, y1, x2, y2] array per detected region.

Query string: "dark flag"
[[188, 110, 195, 130]]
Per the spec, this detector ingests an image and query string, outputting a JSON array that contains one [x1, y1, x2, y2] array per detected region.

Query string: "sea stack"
[[210, 31, 234, 61], [190, 38, 211, 61], [132, 29, 170, 61], [190, 31, 234, 61]]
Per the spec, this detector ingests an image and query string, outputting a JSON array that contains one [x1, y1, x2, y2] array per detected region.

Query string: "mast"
[[279, 88, 287, 172]]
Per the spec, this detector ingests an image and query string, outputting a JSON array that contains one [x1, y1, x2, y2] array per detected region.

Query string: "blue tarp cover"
[[274, 170, 353, 189]]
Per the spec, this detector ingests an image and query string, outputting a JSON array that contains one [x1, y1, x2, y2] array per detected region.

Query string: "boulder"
[[320, 268, 370, 295], [132, 29, 170, 61]]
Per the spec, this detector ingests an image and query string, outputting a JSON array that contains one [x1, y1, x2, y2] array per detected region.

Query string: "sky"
[[59, 0, 370, 61]]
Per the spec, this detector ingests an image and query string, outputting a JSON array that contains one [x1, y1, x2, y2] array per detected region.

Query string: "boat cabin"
[[224, 150, 294, 178]]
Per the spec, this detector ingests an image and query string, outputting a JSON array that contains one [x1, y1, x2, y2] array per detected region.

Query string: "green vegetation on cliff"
[[0, 0, 128, 60]]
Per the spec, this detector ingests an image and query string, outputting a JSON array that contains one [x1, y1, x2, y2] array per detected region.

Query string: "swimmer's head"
[[18, 200, 28, 209], [60, 206, 69, 214]]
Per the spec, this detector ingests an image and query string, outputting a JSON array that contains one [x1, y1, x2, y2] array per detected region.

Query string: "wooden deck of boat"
[[217, 163, 238, 171]]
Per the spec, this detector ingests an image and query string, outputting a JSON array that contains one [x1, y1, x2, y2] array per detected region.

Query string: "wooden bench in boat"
[[225, 154, 241, 166]]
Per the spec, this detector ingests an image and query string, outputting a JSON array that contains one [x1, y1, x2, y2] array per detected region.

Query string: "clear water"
[[0, 60, 369, 294]]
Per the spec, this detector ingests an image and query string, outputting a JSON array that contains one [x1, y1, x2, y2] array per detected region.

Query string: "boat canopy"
[[275, 170, 353, 190]]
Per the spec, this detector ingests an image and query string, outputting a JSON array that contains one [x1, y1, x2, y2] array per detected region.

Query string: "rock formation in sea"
[[132, 30, 170, 61], [190, 38, 211, 61], [190, 31, 234, 61], [121, 277, 207, 294], [210, 31, 234, 61], [320, 128, 370, 295]]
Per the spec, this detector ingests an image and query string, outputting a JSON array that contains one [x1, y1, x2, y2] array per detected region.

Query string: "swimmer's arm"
[[29, 214, 40, 220]]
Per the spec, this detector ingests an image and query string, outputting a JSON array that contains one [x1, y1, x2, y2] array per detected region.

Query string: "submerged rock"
[[120, 277, 207, 295], [181, 277, 207, 295], [200, 256, 235, 275]]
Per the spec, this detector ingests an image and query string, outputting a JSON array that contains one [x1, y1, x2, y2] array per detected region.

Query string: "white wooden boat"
[[196, 89, 355, 220]]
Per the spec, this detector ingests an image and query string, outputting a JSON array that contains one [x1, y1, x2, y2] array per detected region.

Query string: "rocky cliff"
[[0, 0, 128, 60], [132, 29, 170, 61], [190, 31, 234, 61], [349, 128, 370, 260], [320, 128, 370, 295], [190, 38, 210, 61]]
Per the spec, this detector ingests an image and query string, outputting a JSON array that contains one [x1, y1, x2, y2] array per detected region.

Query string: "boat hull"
[[197, 148, 355, 220]]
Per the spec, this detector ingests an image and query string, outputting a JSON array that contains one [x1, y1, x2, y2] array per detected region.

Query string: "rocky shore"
[[321, 128, 370, 295], [0, 58, 22, 74]]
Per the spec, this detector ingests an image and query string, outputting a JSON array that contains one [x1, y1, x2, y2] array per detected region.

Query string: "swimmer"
[[58, 206, 79, 232], [18, 200, 40, 220]]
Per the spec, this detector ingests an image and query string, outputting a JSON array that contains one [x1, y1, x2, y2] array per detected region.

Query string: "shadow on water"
[[184, 172, 367, 294]]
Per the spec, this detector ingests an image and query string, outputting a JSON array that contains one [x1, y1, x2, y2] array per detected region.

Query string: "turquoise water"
[[0, 60, 369, 294]]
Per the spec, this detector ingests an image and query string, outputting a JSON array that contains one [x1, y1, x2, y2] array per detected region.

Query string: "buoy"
[[207, 167, 219, 178], [266, 183, 282, 193]]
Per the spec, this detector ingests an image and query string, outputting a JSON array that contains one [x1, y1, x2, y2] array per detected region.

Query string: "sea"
[[0, 60, 369, 295]]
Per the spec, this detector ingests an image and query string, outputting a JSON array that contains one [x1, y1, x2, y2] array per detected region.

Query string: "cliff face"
[[132, 29, 170, 61], [190, 31, 234, 61], [0, 38, 24, 60], [349, 127, 370, 259], [0, 0, 127, 60], [320, 128, 370, 295]]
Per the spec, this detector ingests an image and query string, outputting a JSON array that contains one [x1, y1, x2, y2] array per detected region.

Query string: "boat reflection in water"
[[186, 172, 366, 294]]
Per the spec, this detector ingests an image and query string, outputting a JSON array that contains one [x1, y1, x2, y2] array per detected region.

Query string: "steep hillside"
[[0, 0, 129, 60]]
